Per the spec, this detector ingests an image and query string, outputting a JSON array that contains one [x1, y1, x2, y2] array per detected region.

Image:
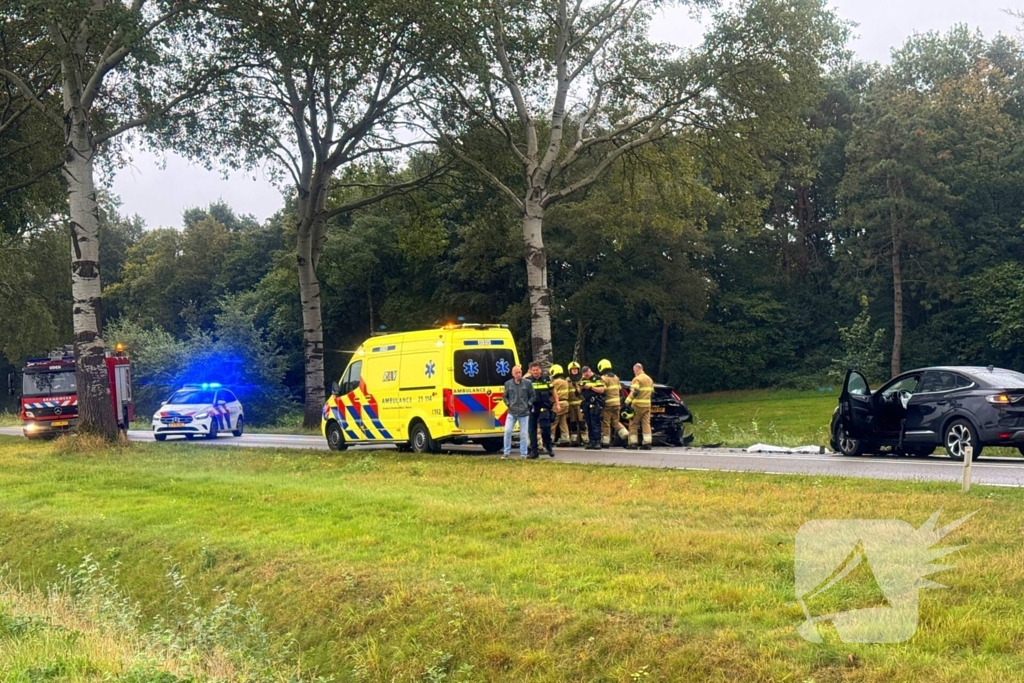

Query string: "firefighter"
[[527, 361, 559, 458], [579, 366, 605, 449], [549, 364, 571, 446], [566, 361, 587, 445], [626, 362, 655, 450], [597, 359, 629, 448]]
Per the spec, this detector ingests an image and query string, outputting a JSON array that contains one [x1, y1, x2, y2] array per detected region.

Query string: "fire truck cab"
[[8, 345, 133, 439]]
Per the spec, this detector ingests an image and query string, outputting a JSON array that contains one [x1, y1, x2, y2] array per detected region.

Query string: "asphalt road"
[[4, 426, 1024, 487]]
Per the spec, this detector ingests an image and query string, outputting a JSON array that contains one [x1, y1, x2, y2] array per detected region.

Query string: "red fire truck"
[[7, 345, 133, 439]]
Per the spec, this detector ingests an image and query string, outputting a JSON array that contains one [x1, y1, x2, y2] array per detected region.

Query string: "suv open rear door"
[[840, 369, 876, 438]]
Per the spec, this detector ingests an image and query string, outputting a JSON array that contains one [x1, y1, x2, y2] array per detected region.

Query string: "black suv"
[[831, 366, 1024, 460], [617, 381, 694, 447]]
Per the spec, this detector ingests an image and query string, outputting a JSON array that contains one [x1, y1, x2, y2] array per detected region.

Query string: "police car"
[[152, 383, 244, 441]]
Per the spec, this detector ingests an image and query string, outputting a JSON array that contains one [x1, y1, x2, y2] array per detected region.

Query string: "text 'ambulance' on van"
[[321, 324, 520, 453]]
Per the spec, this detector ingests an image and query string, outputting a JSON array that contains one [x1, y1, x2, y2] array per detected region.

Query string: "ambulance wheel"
[[155, 434, 167, 442], [232, 416, 244, 437], [480, 438, 503, 454], [409, 422, 439, 454], [326, 421, 347, 451]]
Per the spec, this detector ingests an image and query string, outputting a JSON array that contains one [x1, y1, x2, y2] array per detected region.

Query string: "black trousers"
[[585, 403, 603, 444], [529, 407, 553, 453]]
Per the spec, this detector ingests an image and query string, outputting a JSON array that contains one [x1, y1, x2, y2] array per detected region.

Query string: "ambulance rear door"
[[450, 334, 517, 434]]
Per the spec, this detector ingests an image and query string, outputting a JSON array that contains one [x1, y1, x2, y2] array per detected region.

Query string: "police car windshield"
[[23, 371, 76, 397], [167, 390, 215, 405]]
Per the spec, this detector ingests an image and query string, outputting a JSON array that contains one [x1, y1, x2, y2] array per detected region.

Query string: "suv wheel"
[[944, 419, 982, 461], [833, 422, 865, 456]]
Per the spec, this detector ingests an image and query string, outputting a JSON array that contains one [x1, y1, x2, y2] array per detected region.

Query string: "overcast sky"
[[110, 0, 1020, 229]]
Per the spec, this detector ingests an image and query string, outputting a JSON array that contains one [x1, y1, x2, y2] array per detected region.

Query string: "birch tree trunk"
[[523, 197, 552, 365], [64, 106, 117, 438], [296, 179, 328, 428]]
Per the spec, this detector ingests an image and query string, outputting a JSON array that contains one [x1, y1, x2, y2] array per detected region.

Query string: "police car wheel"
[[232, 416, 244, 437], [205, 422, 218, 440], [326, 421, 347, 451], [155, 434, 167, 442], [185, 434, 195, 440]]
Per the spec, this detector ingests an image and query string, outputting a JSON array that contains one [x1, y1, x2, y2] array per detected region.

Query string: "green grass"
[[0, 411, 20, 428], [1, 435, 1023, 681], [685, 389, 838, 448]]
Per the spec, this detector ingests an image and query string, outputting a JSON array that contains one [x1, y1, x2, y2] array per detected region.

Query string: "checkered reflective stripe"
[[24, 398, 77, 409]]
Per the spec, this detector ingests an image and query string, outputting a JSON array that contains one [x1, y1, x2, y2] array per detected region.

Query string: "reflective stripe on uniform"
[[602, 374, 622, 406], [628, 372, 655, 407]]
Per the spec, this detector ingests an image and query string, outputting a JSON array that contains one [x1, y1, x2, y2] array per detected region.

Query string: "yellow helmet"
[[597, 359, 612, 373], [550, 363, 564, 377], [567, 361, 581, 372]]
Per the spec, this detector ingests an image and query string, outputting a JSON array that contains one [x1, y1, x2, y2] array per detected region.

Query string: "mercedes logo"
[[54, 407, 62, 416]]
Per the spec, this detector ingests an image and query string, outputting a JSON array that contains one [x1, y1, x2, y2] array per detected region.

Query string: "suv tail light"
[[671, 391, 683, 403], [443, 389, 455, 417], [986, 394, 1022, 405]]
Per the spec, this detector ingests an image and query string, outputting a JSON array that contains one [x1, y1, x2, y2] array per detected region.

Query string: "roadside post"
[[962, 445, 973, 493]]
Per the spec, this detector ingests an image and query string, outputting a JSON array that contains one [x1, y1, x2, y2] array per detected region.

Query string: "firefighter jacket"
[[601, 372, 623, 407], [567, 379, 583, 408], [627, 371, 654, 408], [552, 377, 570, 414]]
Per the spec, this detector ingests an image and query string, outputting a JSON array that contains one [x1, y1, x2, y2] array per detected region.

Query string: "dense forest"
[[3, 1, 1024, 425]]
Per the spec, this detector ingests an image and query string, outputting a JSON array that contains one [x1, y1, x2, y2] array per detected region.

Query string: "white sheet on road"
[[746, 443, 832, 454]]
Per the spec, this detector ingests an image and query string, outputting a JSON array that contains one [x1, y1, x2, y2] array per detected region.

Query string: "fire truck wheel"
[[232, 416, 244, 437], [155, 434, 167, 442]]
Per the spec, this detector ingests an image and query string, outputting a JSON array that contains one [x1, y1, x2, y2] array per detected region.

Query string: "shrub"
[[108, 297, 296, 425]]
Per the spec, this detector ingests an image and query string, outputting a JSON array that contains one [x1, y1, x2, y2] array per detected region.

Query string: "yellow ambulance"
[[321, 324, 520, 453]]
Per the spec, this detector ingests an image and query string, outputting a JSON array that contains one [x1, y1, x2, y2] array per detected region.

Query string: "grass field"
[[0, 435, 1023, 682], [685, 389, 839, 448]]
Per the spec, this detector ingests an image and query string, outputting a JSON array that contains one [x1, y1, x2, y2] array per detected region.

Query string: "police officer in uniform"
[[579, 366, 605, 449], [527, 361, 560, 458], [566, 361, 587, 445], [549, 364, 571, 446], [626, 362, 655, 450], [597, 359, 629, 448]]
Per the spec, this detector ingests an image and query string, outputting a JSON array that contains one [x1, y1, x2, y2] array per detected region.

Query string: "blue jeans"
[[504, 413, 530, 456]]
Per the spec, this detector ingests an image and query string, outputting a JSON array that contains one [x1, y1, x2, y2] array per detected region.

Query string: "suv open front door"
[[841, 370, 876, 438]]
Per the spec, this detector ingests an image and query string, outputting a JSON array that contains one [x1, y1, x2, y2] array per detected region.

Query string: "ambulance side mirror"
[[330, 381, 340, 397], [7, 373, 19, 397]]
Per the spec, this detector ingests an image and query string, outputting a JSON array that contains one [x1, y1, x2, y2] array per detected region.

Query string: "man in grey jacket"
[[502, 365, 534, 458]]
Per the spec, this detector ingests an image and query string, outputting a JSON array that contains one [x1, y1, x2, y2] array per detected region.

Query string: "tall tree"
[[430, 0, 847, 363], [1, 1, 228, 438], [183, 0, 461, 427]]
